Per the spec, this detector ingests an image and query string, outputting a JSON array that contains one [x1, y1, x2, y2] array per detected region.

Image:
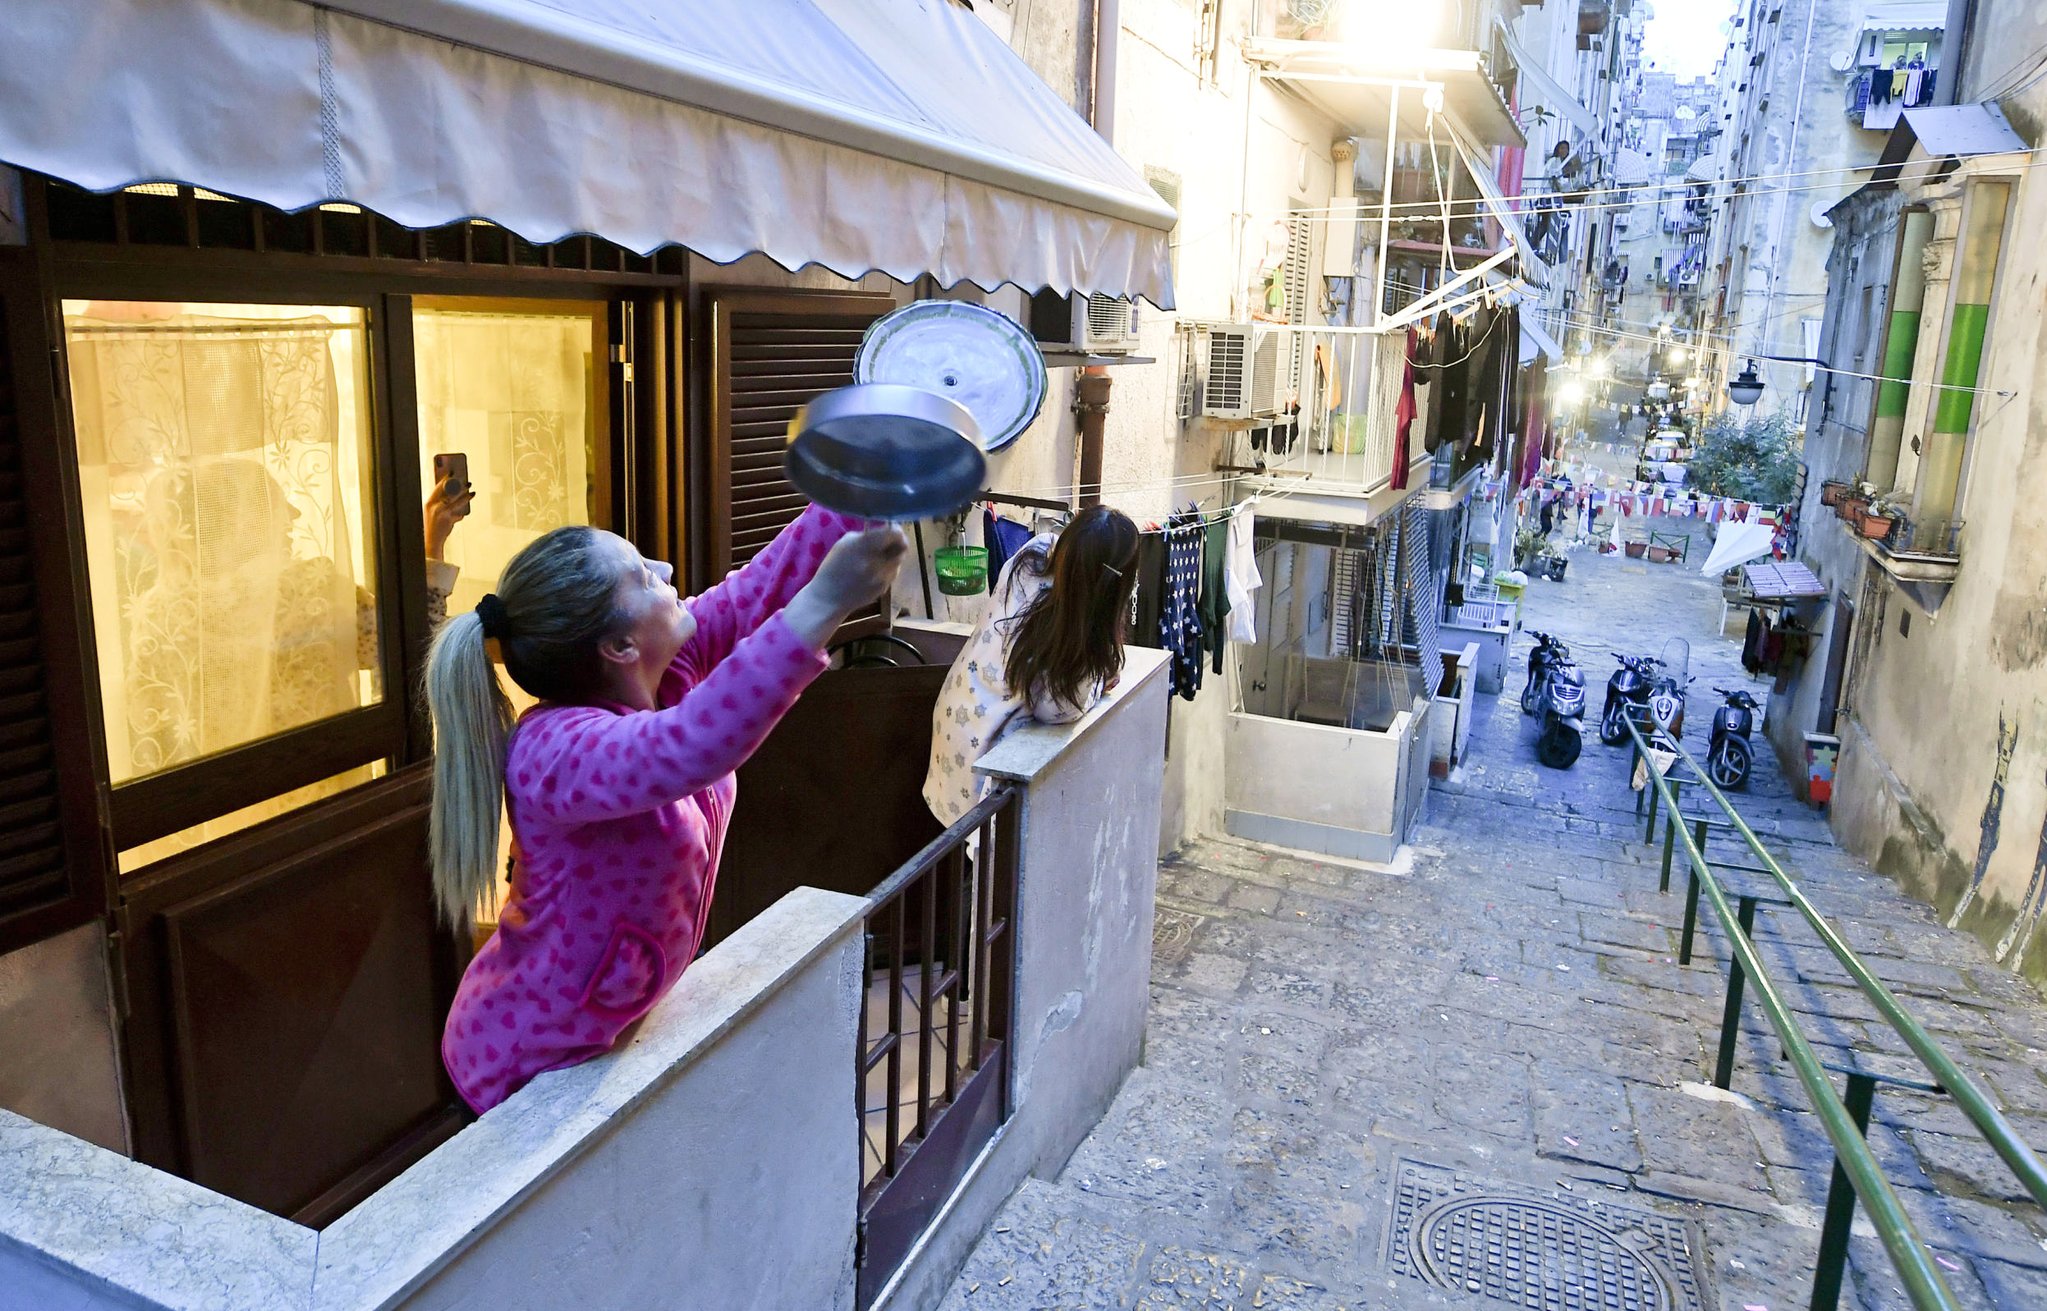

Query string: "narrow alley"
[[943, 521, 2047, 1311]]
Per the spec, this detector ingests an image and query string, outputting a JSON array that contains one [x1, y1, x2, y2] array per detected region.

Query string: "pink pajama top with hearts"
[[442, 506, 859, 1113]]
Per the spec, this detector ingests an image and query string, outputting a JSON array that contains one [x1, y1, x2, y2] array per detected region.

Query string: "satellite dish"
[[1810, 200, 1835, 229], [856, 300, 1048, 454], [1829, 51, 1854, 73]]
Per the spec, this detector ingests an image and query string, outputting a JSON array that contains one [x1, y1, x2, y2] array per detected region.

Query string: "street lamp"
[[1725, 354, 1833, 407], [1727, 362, 1765, 406]]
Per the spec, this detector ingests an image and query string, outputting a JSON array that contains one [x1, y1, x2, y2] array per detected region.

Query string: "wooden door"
[[708, 663, 948, 953]]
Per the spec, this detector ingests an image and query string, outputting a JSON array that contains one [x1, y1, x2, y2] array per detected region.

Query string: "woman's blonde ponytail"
[[425, 609, 514, 928]]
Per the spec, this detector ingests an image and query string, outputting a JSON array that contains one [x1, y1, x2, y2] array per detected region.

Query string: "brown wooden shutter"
[[0, 268, 106, 953], [704, 288, 896, 581]]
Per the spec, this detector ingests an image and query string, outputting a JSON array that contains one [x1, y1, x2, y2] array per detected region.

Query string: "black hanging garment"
[[1160, 515, 1207, 700], [1130, 531, 1168, 650], [1198, 514, 1232, 675], [1742, 608, 1767, 674]]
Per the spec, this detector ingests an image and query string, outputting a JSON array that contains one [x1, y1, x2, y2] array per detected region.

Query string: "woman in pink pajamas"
[[425, 508, 905, 1113]]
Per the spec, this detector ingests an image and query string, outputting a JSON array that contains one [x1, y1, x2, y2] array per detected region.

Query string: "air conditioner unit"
[[1027, 289, 1139, 355], [1079, 293, 1141, 353], [1200, 326, 1255, 420], [1199, 325, 1288, 421]]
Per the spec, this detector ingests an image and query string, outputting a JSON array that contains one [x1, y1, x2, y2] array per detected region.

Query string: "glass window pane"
[[412, 299, 608, 923], [62, 302, 383, 786], [412, 299, 608, 622]]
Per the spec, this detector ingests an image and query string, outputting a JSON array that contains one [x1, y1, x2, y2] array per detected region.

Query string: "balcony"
[[1228, 329, 1434, 516], [1245, 2, 1524, 148], [1858, 514, 1962, 591], [0, 645, 1175, 1311]]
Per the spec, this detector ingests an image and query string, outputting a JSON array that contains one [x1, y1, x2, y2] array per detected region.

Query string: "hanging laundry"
[[1198, 513, 1232, 675], [983, 508, 1035, 582], [1225, 505, 1261, 644], [1393, 327, 1419, 491], [1160, 512, 1207, 701], [1314, 340, 1342, 411], [1129, 530, 1168, 650]]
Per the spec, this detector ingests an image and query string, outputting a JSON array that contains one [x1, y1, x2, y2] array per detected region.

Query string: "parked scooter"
[[1646, 637, 1692, 739], [1707, 688, 1762, 789], [1599, 654, 1660, 745], [1522, 631, 1572, 716], [1520, 632, 1586, 768]]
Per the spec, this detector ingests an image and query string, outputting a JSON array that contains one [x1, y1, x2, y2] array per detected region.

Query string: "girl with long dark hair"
[[924, 505, 1140, 824]]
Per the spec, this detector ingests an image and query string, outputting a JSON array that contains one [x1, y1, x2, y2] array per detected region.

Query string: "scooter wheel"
[[1710, 736, 1752, 790], [1599, 708, 1629, 746], [1537, 721, 1583, 769]]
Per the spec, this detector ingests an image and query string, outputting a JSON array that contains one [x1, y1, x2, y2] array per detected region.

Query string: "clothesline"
[[1271, 151, 2047, 225]]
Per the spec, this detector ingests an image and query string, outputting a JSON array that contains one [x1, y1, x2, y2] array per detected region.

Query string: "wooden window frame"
[[42, 256, 679, 876]]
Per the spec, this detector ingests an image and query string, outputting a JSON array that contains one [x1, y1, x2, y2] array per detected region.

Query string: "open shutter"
[[704, 288, 895, 582], [0, 263, 107, 953]]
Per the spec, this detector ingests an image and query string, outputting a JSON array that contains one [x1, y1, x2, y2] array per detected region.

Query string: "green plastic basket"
[[934, 545, 989, 596]]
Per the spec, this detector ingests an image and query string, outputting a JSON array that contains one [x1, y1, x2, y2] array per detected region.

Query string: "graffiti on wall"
[[1951, 711, 2019, 928]]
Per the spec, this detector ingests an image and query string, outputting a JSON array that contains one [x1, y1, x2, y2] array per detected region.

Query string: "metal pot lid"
[[785, 383, 987, 522], [856, 300, 1047, 453]]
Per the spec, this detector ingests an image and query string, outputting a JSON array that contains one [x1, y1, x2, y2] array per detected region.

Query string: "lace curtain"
[[63, 303, 380, 788]]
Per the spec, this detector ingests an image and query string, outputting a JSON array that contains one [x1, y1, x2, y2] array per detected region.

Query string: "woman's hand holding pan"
[[783, 526, 908, 648]]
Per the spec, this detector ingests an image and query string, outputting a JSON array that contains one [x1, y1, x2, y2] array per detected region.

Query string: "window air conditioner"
[[1080, 293, 1141, 354], [1026, 290, 1139, 355]]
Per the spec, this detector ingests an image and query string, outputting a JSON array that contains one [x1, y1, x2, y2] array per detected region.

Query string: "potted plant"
[[1837, 479, 1877, 523], [1819, 479, 1849, 507], [1858, 495, 1901, 541]]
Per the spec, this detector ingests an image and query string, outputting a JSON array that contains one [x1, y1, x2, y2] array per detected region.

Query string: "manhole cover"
[[1152, 906, 1203, 964], [1410, 1196, 1677, 1311], [1385, 1160, 1709, 1311]]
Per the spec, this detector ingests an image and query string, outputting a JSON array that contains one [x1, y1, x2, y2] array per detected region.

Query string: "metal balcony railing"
[[1624, 718, 2047, 1311], [1878, 515, 1963, 561], [855, 786, 1020, 1307]]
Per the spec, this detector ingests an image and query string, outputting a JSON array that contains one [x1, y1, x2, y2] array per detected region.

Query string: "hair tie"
[[475, 593, 510, 641]]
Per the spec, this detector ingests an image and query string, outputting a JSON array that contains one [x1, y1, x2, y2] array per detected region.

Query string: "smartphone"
[[432, 452, 469, 496]]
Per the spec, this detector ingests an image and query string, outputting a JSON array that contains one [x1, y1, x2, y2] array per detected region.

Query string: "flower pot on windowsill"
[[1837, 496, 1868, 523], [1857, 511, 1898, 541], [1819, 480, 1849, 507]]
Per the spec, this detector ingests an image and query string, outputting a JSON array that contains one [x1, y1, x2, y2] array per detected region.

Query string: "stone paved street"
[[941, 519, 2047, 1311]]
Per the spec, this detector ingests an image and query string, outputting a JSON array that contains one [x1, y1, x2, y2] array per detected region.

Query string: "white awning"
[[1519, 316, 1564, 366], [1442, 118, 1549, 288], [1861, 1, 1947, 34], [0, 0, 1178, 306]]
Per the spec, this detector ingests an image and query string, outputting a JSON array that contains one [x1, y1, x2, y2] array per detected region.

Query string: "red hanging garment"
[[1392, 328, 1419, 490]]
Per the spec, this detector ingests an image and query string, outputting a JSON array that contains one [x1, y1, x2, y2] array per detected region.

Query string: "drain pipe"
[[1075, 0, 1119, 510]]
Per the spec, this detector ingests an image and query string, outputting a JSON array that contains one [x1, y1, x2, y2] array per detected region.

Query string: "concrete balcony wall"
[[1224, 701, 1432, 863], [869, 648, 1169, 1310]]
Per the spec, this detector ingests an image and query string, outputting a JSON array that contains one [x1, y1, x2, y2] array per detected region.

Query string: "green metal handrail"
[[1625, 719, 1961, 1311], [1664, 734, 2047, 1213]]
